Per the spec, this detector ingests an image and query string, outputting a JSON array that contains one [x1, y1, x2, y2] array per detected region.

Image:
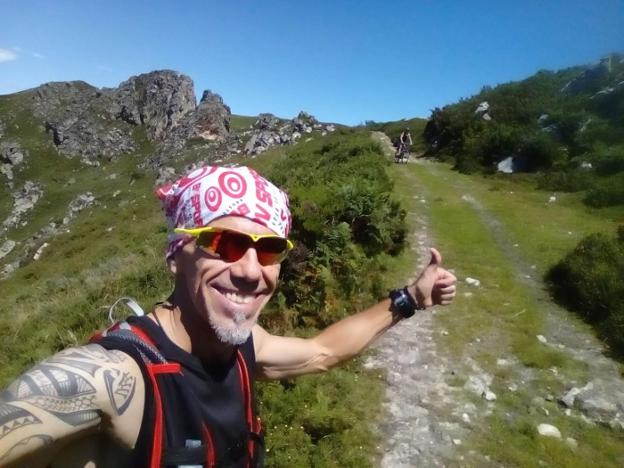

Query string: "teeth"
[[222, 291, 255, 304]]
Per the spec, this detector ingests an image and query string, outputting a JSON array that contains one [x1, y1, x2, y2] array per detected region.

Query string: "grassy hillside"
[[423, 53, 624, 207], [0, 118, 418, 466], [364, 117, 428, 154], [230, 114, 258, 131], [391, 159, 624, 467]]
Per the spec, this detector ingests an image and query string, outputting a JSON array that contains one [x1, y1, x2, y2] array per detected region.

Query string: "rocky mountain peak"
[[21, 70, 230, 165], [113, 70, 196, 140]]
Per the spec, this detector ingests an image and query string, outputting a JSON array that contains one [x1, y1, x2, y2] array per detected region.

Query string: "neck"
[[150, 293, 236, 364]]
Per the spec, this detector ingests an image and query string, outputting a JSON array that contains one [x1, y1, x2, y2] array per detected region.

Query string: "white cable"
[[108, 297, 145, 324]]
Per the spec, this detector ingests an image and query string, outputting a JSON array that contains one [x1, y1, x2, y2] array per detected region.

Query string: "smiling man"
[[0, 165, 456, 467]]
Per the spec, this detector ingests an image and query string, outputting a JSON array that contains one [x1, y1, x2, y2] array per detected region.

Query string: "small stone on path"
[[465, 277, 480, 287], [537, 424, 561, 439]]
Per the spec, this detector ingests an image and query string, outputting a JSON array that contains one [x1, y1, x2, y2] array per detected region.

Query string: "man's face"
[[174, 216, 281, 345]]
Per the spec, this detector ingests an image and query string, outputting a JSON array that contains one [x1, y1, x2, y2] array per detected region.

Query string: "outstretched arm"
[[254, 248, 456, 380], [0, 344, 144, 467]]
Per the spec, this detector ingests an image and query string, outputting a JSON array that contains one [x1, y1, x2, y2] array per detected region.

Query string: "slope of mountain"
[[0, 71, 336, 281], [422, 53, 624, 206]]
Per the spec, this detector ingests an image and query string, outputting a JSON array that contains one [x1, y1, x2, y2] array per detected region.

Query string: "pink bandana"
[[155, 165, 292, 259]]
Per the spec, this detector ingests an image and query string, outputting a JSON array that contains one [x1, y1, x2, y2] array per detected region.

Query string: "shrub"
[[261, 131, 406, 332], [517, 132, 564, 171], [536, 169, 596, 192], [547, 229, 624, 354], [584, 172, 624, 207], [595, 152, 624, 176], [249, 131, 407, 465]]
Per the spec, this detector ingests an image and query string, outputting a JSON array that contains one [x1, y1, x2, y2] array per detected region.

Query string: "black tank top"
[[135, 316, 253, 460], [95, 316, 263, 467]]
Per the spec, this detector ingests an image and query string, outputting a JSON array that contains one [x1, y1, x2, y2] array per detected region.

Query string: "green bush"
[[547, 228, 624, 354], [584, 173, 624, 207], [422, 54, 624, 178], [595, 152, 624, 176], [262, 131, 406, 331], [251, 130, 407, 466], [536, 169, 596, 192]]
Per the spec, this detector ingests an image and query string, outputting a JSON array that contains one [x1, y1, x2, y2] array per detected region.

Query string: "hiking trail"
[[365, 131, 624, 467]]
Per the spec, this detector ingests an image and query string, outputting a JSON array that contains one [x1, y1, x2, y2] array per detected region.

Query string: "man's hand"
[[408, 248, 457, 307]]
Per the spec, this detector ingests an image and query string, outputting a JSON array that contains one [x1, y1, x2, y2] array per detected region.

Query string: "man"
[[0, 165, 456, 467], [400, 127, 413, 148]]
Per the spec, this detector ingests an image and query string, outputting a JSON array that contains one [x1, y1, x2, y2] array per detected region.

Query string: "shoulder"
[[13, 344, 145, 414]]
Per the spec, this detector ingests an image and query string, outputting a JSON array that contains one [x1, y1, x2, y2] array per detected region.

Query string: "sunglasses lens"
[[256, 237, 289, 265], [195, 229, 289, 265], [196, 231, 220, 253], [216, 231, 253, 262]]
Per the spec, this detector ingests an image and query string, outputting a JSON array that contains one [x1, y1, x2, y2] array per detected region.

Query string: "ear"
[[167, 256, 177, 276]]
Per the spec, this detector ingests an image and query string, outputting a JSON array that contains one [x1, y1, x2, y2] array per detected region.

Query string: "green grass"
[[230, 114, 258, 131], [391, 159, 624, 467], [363, 117, 428, 154], [0, 125, 414, 467], [456, 171, 623, 276]]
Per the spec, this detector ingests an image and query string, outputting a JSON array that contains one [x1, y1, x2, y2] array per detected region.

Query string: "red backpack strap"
[[90, 321, 182, 468], [236, 350, 262, 466], [145, 362, 182, 468]]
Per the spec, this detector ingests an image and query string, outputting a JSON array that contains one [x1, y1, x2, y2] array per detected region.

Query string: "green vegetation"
[[230, 114, 258, 131], [423, 53, 624, 207], [247, 130, 408, 466], [364, 117, 427, 154], [0, 124, 410, 466], [256, 131, 406, 330], [392, 159, 624, 467], [548, 227, 624, 356]]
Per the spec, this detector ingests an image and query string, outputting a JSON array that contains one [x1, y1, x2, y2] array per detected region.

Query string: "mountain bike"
[[395, 143, 409, 164]]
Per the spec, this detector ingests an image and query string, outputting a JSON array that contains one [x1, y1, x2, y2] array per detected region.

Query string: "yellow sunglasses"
[[175, 226, 294, 265]]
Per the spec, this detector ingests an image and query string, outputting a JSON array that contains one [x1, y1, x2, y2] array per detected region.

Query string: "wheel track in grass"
[[366, 132, 624, 466], [417, 160, 623, 379]]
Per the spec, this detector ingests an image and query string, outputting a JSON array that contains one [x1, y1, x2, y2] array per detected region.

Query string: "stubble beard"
[[209, 309, 253, 345]]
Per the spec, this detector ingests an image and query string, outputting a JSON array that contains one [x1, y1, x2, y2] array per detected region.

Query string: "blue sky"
[[1, 1, 622, 125]]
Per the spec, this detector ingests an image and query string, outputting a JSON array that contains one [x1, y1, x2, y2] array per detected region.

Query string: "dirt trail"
[[420, 162, 623, 379], [366, 132, 624, 466], [365, 132, 466, 466]]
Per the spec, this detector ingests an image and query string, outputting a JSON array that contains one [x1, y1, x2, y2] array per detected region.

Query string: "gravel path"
[[365, 133, 465, 466], [366, 132, 624, 467]]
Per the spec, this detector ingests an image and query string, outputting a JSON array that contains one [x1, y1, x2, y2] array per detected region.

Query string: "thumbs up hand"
[[408, 248, 457, 308]]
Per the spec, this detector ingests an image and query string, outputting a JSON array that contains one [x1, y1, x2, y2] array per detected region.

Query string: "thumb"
[[428, 247, 442, 267]]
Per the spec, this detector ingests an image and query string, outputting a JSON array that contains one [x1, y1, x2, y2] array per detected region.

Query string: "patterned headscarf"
[[155, 165, 292, 259]]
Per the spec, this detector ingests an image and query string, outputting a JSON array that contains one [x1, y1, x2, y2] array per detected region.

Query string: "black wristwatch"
[[389, 286, 426, 318]]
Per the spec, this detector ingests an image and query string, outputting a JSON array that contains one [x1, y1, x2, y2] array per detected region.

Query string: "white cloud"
[[0, 48, 18, 63], [32, 52, 44, 59]]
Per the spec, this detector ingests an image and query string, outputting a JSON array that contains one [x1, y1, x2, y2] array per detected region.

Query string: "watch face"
[[390, 288, 416, 318]]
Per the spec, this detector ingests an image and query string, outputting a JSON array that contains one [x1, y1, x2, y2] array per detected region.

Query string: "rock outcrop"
[[33, 81, 136, 164], [112, 70, 196, 140], [237, 111, 335, 156], [162, 89, 232, 153], [29, 71, 231, 165], [1, 181, 43, 232], [0, 191, 97, 280], [0, 140, 27, 186]]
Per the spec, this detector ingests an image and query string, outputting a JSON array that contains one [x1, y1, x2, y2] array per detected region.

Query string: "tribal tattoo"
[[2, 364, 100, 427], [1, 344, 137, 433], [0, 434, 53, 462], [103, 369, 136, 416], [0, 403, 41, 441]]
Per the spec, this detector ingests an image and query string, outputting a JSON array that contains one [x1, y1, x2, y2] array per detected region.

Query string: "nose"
[[229, 246, 263, 283]]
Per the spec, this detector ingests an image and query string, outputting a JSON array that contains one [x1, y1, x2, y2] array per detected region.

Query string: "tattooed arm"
[[0, 344, 145, 467]]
